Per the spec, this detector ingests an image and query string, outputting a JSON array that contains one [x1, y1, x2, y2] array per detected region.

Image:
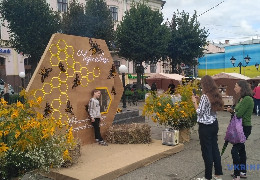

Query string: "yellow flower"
[[157, 102, 161, 106], [37, 97, 43, 104], [4, 130, 9, 136], [11, 110, 19, 119], [156, 112, 160, 117], [56, 120, 63, 128], [67, 127, 74, 143], [16, 101, 24, 109], [167, 103, 171, 108], [28, 100, 34, 107], [0, 98, 7, 106], [63, 149, 71, 160], [0, 143, 9, 152], [19, 89, 26, 96], [15, 130, 21, 139], [42, 129, 49, 139], [164, 108, 167, 112], [37, 112, 43, 120], [0, 130, 3, 138], [50, 127, 55, 136]]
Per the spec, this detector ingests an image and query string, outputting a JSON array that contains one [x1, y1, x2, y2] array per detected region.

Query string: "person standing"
[[88, 89, 107, 146], [253, 83, 260, 115], [227, 80, 254, 180], [3, 83, 9, 104], [168, 80, 176, 94], [192, 75, 223, 180]]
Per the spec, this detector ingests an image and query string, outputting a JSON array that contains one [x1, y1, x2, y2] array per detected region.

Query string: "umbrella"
[[221, 141, 229, 156]]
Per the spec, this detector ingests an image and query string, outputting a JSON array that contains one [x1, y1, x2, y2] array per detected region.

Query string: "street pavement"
[[116, 102, 260, 180]]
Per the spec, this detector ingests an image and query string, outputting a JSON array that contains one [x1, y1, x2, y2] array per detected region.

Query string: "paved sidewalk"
[[116, 102, 260, 180]]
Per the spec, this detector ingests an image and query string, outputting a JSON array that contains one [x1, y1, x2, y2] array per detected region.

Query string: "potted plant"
[[142, 81, 199, 143]]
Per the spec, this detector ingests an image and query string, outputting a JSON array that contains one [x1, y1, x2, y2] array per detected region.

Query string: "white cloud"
[[162, 0, 260, 44]]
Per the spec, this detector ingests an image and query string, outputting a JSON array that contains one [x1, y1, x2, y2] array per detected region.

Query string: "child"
[[88, 89, 107, 146]]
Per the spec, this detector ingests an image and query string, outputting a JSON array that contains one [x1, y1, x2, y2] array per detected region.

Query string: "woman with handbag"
[[227, 80, 254, 180], [192, 75, 224, 180]]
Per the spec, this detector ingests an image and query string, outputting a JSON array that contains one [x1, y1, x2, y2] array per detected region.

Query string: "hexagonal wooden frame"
[[27, 33, 123, 145]]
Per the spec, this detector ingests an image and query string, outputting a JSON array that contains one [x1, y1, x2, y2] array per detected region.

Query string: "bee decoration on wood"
[[65, 100, 74, 115], [89, 38, 104, 55], [107, 64, 117, 79], [72, 73, 81, 89], [43, 102, 53, 117], [111, 86, 116, 95], [58, 61, 66, 72], [39, 67, 52, 83]]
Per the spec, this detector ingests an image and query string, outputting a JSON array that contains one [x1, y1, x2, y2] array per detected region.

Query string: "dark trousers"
[[254, 98, 260, 114], [231, 126, 252, 176], [199, 120, 223, 180], [92, 118, 103, 141]]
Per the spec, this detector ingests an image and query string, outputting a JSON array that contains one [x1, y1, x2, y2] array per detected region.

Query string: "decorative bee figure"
[[72, 73, 81, 89], [111, 86, 116, 95], [39, 67, 52, 83], [44, 102, 53, 117], [58, 61, 66, 72], [65, 100, 74, 115], [107, 64, 117, 79], [89, 38, 104, 55]]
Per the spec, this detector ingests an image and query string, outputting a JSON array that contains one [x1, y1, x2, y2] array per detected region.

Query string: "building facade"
[[198, 40, 260, 78], [0, 0, 166, 90]]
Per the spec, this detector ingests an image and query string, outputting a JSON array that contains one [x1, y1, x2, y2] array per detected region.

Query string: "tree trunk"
[[136, 72, 142, 90]]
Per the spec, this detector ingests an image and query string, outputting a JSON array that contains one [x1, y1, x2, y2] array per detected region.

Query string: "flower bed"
[[0, 90, 77, 179]]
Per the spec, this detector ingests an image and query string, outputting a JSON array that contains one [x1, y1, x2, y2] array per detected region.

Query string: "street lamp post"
[[119, 65, 128, 109], [255, 63, 259, 71], [19, 72, 25, 88], [230, 55, 251, 74]]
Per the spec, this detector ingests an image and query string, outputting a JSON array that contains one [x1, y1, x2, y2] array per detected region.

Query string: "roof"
[[146, 73, 184, 81], [250, 76, 260, 80], [212, 72, 250, 80]]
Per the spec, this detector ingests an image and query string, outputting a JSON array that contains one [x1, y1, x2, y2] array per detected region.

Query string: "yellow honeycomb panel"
[[26, 33, 124, 145]]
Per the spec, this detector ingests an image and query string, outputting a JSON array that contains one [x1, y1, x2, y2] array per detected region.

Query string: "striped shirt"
[[196, 94, 217, 125]]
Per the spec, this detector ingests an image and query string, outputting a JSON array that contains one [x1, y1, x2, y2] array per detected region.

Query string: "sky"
[[161, 0, 260, 44]]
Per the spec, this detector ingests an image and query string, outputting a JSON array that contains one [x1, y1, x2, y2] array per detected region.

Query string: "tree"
[[85, 0, 114, 48], [0, 0, 61, 72], [62, 0, 86, 36], [61, 0, 114, 49], [167, 10, 208, 74], [116, 3, 170, 89]]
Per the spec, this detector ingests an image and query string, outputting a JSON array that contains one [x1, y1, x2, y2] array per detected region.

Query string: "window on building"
[[0, 57, 5, 66], [58, 0, 68, 12], [150, 64, 156, 73], [109, 6, 118, 21]]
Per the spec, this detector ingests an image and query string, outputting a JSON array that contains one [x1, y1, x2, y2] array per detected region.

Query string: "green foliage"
[[0, 0, 61, 71], [116, 2, 170, 89], [62, 0, 86, 36], [167, 10, 208, 72], [61, 0, 114, 49], [116, 2, 169, 64], [125, 89, 134, 96], [85, 0, 115, 48]]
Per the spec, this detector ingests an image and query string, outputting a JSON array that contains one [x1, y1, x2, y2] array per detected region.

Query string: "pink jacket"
[[253, 86, 260, 99]]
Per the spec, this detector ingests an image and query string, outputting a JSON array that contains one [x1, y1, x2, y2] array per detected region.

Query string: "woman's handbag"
[[224, 115, 246, 144]]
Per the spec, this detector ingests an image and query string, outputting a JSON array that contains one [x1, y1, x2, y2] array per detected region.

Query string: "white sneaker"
[[212, 175, 222, 180], [232, 175, 240, 180], [196, 177, 209, 180]]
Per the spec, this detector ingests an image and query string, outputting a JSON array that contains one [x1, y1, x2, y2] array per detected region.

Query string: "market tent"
[[212, 72, 250, 97], [247, 76, 260, 89], [146, 73, 184, 91], [212, 72, 250, 80]]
